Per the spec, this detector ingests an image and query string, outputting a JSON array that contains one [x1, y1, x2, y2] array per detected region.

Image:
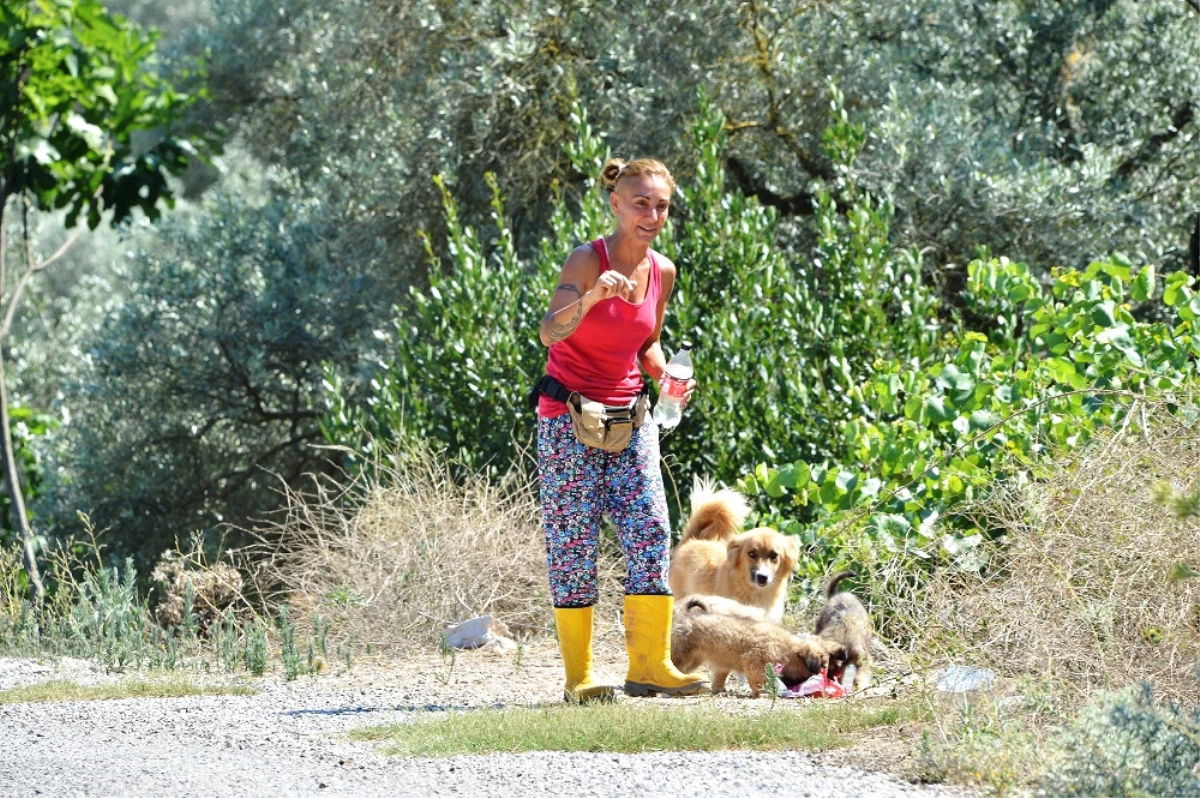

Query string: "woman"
[[534, 157, 707, 701]]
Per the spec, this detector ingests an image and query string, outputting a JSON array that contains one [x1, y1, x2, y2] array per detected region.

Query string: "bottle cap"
[[681, 340, 693, 350]]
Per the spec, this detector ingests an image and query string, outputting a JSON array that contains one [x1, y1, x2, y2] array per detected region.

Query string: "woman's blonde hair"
[[600, 157, 676, 193]]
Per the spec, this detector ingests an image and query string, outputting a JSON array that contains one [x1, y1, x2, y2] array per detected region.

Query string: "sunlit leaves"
[[742, 252, 1200, 580], [1, 0, 208, 227]]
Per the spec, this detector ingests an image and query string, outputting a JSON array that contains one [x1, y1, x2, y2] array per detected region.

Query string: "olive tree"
[[43, 177, 395, 572]]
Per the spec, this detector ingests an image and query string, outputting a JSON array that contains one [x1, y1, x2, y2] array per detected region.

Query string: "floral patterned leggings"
[[537, 413, 672, 608]]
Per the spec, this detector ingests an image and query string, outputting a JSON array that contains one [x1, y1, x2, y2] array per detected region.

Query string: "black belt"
[[529, 374, 649, 409]]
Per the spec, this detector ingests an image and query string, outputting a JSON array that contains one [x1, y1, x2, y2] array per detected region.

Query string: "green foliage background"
[[1, 0, 1198, 580]]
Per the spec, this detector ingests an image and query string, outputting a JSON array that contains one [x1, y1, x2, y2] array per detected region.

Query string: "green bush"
[[322, 169, 558, 474], [319, 104, 643, 475], [43, 180, 394, 571], [741, 252, 1200, 586], [662, 87, 939, 488], [1042, 682, 1200, 797], [0, 538, 345, 677]]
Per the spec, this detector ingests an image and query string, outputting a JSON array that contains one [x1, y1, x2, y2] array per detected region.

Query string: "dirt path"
[[2, 648, 977, 798]]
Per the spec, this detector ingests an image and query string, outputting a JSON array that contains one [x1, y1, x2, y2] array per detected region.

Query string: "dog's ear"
[[824, 641, 849, 669], [782, 535, 801, 569], [798, 641, 836, 676], [802, 649, 827, 676], [726, 538, 743, 564]]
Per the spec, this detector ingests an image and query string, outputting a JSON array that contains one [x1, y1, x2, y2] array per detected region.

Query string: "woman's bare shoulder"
[[560, 242, 602, 278], [651, 249, 677, 276]]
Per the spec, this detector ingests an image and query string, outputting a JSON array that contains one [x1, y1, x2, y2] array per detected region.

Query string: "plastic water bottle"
[[652, 341, 694, 429]]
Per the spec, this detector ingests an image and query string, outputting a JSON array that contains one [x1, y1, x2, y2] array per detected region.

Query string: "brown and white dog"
[[668, 478, 800, 621], [671, 594, 845, 696], [814, 570, 873, 691]]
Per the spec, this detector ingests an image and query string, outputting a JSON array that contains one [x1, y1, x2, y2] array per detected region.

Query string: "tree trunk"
[[1190, 213, 1199, 276], [0, 202, 43, 607], [0, 337, 43, 605]]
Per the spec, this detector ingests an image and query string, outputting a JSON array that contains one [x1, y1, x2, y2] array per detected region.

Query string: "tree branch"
[[726, 156, 817, 216], [724, 120, 765, 134], [739, 0, 833, 182], [1112, 100, 1196, 185], [0, 196, 82, 341], [0, 209, 7, 312], [29, 227, 82, 272]]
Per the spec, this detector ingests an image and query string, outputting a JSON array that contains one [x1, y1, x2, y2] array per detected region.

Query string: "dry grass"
[[880, 398, 1200, 706], [253, 445, 625, 654]]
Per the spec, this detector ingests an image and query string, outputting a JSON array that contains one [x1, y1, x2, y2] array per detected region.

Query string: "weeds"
[[337, 633, 356, 673], [917, 679, 1200, 796], [278, 604, 303, 681], [310, 614, 330, 672], [214, 609, 241, 673], [150, 539, 243, 633], [435, 631, 457, 685], [0, 529, 349, 681], [912, 689, 1048, 796], [764, 663, 783, 706], [242, 622, 268, 676], [874, 399, 1200, 706]]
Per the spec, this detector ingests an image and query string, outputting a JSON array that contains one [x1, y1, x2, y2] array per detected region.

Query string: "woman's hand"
[[680, 377, 697, 409], [589, 271, 636, 302]]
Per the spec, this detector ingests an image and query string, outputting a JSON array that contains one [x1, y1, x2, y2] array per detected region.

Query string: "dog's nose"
[[753, 572, 769, 586]]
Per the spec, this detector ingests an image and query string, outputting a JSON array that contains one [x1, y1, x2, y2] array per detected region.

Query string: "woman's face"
[[611, 174, 672, 243]]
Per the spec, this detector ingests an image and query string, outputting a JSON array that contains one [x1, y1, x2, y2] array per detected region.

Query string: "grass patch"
[[0, 674, 257, 704], [350, 698, 921, 757]]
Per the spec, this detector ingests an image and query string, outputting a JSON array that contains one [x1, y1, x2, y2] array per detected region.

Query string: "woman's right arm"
[[539, 245, 633, 347]]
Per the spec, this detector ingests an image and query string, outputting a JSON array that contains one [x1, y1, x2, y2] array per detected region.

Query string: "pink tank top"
[[538, 238, 662, 418]]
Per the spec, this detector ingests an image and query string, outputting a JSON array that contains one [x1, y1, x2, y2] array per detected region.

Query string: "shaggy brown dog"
[[671, 595, 845, 696], [814, 570, 873, 691], [668, 479, 800, 621]]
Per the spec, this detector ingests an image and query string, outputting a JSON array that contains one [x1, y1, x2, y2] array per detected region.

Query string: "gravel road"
[[1, 648, 977, 798]]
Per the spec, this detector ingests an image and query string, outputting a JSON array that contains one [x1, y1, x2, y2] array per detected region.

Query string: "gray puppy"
[[814, 571, 873, 691]]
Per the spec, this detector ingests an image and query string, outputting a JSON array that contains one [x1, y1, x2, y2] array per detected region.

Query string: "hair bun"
[[600, 158, 627, 189]]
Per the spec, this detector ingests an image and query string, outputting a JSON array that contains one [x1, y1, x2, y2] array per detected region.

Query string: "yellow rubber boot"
[[623, 594, 709, 697], [554, 606, 617, 703]]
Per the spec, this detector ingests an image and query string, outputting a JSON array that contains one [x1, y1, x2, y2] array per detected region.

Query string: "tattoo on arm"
[[543, 283, 585, 343]]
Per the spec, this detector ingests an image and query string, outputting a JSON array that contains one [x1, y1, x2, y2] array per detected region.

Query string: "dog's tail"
[[824, 570, 856, 598], [680, 476, 750, 542]]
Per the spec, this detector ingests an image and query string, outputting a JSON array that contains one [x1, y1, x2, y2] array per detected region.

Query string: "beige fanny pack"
[[566, 392, 650, 453]]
